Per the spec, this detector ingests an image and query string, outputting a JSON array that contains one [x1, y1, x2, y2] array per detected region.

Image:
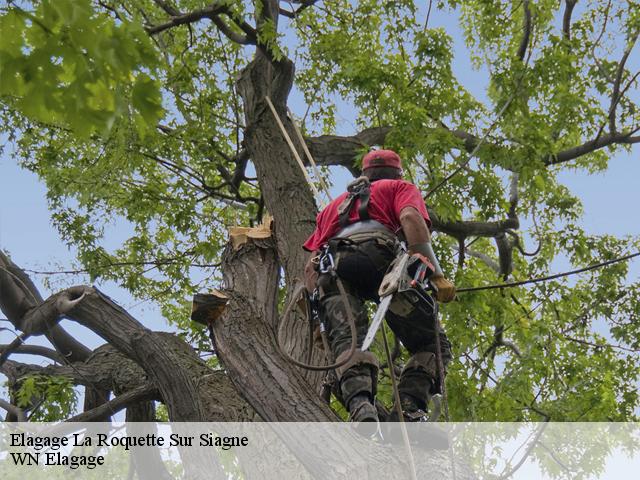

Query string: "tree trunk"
[[211, 238, 337, 421]]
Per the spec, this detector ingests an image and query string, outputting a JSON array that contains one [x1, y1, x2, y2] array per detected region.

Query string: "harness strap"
[[337, 176, 372, 227], [357, 187, 371, 222]]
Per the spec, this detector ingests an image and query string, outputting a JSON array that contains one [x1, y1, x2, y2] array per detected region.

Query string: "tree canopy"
[[1, 0, 639, 430]]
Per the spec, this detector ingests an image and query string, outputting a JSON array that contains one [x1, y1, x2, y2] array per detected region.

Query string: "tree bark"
[[236, 49, 326, 389], [211, 238, 337, 421]]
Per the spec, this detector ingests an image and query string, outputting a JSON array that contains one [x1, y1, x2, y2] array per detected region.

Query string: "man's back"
[[303, 178, 431, 252]]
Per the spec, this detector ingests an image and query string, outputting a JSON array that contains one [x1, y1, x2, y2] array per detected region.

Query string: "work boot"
[[388, 394, 428, 422], [348, 394, 380, 437]]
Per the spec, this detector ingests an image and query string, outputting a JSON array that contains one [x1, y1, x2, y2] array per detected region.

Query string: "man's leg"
[[319, 276, 379, 422], [385, 298, 452, 420]]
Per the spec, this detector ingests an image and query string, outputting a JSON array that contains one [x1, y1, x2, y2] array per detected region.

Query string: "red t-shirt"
[[303, 179, 431, 251]]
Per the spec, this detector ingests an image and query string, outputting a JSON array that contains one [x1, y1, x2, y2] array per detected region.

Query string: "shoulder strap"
[[337, 177, 371, 227], [357, 187, 370, 221]]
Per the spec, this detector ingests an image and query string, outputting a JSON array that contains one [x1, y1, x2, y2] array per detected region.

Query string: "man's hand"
[[430, 274, 456, 303]]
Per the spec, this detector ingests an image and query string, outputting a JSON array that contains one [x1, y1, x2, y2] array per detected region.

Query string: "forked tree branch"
[[146, 1, 257, 46]]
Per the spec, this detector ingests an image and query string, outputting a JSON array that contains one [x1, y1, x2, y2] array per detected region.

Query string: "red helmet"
[[362, 149, 402, 170]]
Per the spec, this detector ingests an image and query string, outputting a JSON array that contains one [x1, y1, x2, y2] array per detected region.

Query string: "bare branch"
[[146, 2, 227, 34], [466, 249, 501, 273], [562, 0, 578, 41], [609, 31, 640, 133], [0, 251, 91, 362], [517, 1, 532, 61], [0, 335, 27, 369], [66, 385, 158, 422], [546, 130, 640, 166], [0, 344, 66, 363], [1, 359, 102, 387], [507, 230, 542, 257]]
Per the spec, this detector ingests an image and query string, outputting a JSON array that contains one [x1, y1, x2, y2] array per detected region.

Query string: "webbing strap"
[[337, 177, 372, 227], [357, 188, 371, 222], [338, 195, 356, 227]]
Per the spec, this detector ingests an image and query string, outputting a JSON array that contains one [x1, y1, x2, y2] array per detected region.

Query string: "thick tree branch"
[[211, 16, 253, 45], [495, 233, 514, 279], [429, 209, 519, 241], [1, 359, 105, 388], [0, 251, 91, 362], [305, 126, 391, 175], [146, 1, 257, 45], [546, 130, 640, 166]]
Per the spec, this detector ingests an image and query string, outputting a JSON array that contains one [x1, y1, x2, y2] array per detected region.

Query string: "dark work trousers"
[[318, 239, 452, 411]]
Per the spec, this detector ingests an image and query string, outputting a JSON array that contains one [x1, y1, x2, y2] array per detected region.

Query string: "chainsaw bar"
[[362, 294, 392, 351]]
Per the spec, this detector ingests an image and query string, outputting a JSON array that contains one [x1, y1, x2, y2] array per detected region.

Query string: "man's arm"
[[399, 207, 456, 302], [399, 206, 433, 245]]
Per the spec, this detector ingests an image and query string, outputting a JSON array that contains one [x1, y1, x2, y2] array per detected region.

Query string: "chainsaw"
[[361, 251, 438, 352]]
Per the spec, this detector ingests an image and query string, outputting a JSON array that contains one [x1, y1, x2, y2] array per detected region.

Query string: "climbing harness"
[[277, 243, 451, 423]]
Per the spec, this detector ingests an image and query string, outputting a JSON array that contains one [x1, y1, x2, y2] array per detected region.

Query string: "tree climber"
[[303, 149, 456, 425]]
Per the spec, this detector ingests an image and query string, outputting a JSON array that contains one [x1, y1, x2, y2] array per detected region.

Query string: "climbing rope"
[[276, 280, 359, 372], [266, 96, 333, 206], [381, 320, 418, 480], [457, 251, 640, 293]]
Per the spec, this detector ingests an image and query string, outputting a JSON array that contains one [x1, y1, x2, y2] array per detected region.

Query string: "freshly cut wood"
[[191, 290, 230, 326], [228, 214, 273, 250]]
